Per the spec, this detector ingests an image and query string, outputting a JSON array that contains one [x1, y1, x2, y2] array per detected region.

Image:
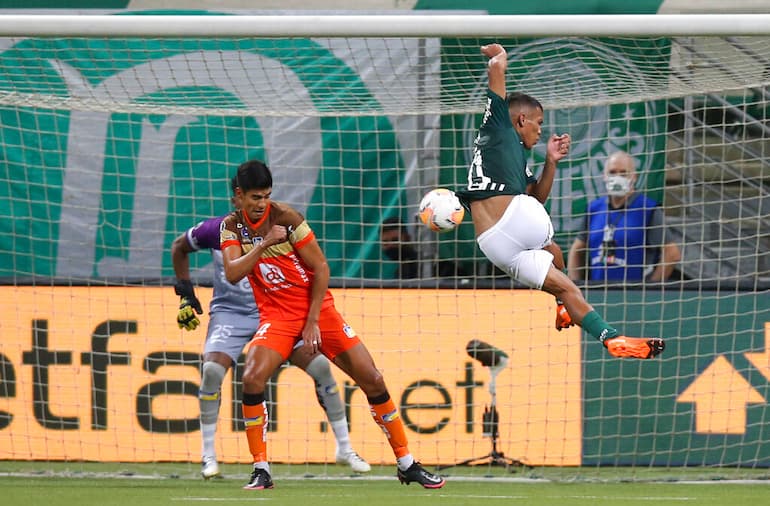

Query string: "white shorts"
[[476, 194, 555, 289]]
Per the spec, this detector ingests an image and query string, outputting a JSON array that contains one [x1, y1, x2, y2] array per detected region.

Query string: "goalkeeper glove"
[[555, 299, 574, 331], [174, 279, 203, 331]]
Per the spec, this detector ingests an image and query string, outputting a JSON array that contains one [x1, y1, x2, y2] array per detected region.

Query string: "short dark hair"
[[230, 175, 238, 195], [236, 160, 272, 192], [505, 92, 542, 112], [382, 216, 409, 236]]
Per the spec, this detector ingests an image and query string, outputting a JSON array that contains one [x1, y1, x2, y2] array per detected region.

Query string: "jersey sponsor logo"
[[288, 252, 309, 283], [260, 263, 287, 285]]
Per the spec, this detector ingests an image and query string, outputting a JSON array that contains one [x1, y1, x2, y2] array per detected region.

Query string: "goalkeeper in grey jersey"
[[170, 179, 369, 479], [456, 44, 664, 360]]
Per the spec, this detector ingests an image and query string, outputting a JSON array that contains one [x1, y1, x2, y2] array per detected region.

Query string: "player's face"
[[239, 187, 272, 222], [511, 108, 543, 149], [517, 108, 543, 149]]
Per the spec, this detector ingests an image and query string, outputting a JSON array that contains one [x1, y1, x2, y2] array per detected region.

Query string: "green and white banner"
[[0, 2, 672, 281], [0, 28, 440, 281]]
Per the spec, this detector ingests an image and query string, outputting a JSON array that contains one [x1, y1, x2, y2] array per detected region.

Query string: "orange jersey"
[[220, 202, 334, 321]]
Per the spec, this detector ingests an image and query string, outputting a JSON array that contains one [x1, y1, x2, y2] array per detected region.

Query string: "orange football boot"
[[604, 336, 665, 359]]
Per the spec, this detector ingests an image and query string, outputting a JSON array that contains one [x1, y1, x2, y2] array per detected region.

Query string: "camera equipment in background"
[[437, 340, 530, 472]]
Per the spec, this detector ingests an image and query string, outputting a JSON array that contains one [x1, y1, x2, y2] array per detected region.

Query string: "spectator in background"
[[381, 216, 472, 279], [381, 217, 419, 279], [568, 150, 682, 283]]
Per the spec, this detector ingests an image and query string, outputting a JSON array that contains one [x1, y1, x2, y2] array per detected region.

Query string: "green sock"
[[581, 311, 619, 343]]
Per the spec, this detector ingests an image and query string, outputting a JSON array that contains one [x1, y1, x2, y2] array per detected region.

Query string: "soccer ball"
[[418, 188, 464, 233]]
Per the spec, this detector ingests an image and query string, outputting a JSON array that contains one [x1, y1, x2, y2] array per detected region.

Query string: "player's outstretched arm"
[[482, 43, 507, 99]]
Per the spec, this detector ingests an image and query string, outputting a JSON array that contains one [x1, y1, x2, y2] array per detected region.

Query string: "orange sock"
[[243, 396, 268, 463], [369, 395, 409, 458]]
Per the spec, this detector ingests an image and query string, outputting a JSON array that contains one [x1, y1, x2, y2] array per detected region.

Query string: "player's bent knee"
[[242, 368, 270, 393], [356, 369, 386, 397], [304, 354, 333, 382], [200, 361, 227, 394]]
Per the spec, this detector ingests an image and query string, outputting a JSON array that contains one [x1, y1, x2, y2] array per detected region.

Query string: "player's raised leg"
[[542, 266, 665, 359], [479, 196, 664, 359]]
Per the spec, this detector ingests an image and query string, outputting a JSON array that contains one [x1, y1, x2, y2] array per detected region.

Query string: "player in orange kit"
[[220, 159, 445, 490]]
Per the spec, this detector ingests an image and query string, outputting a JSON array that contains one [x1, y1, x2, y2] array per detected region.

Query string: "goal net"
[[1, 13, 769, 479]]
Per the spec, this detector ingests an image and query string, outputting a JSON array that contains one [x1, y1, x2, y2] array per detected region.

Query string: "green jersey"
[[456, 89, 536, 209]]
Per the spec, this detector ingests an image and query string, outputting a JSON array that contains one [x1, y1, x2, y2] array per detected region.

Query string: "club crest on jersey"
[[260, 263, 286, 284], [343, 324, 356, 338], [252, 236, 263, 246]]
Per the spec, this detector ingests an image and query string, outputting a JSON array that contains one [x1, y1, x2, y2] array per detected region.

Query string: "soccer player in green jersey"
[[455, 44, 664, 360]]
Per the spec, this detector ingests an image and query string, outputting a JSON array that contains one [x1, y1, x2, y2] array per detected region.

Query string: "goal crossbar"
[[1, 14, 770, 38]]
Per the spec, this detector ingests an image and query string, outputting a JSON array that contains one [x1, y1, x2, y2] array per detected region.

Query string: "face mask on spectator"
[[606, 175, 632, 197]]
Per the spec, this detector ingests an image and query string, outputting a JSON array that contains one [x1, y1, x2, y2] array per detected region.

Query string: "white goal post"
[[1, 12, 769, 479]]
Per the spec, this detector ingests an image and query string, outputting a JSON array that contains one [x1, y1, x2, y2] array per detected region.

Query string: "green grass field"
[[3, 462, 770, 506]]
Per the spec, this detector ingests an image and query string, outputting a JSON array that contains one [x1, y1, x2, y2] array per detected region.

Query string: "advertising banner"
[[0, 286, 581, 466]]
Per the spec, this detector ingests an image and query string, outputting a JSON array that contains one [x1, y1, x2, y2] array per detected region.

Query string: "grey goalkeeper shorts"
[[202, 310, 260, 363]]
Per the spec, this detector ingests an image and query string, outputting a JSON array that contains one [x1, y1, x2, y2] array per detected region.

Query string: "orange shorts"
[[246, 305, 360, 361]]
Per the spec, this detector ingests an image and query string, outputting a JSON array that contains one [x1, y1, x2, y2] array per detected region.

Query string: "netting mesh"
[[1, 21, 769, 476]]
